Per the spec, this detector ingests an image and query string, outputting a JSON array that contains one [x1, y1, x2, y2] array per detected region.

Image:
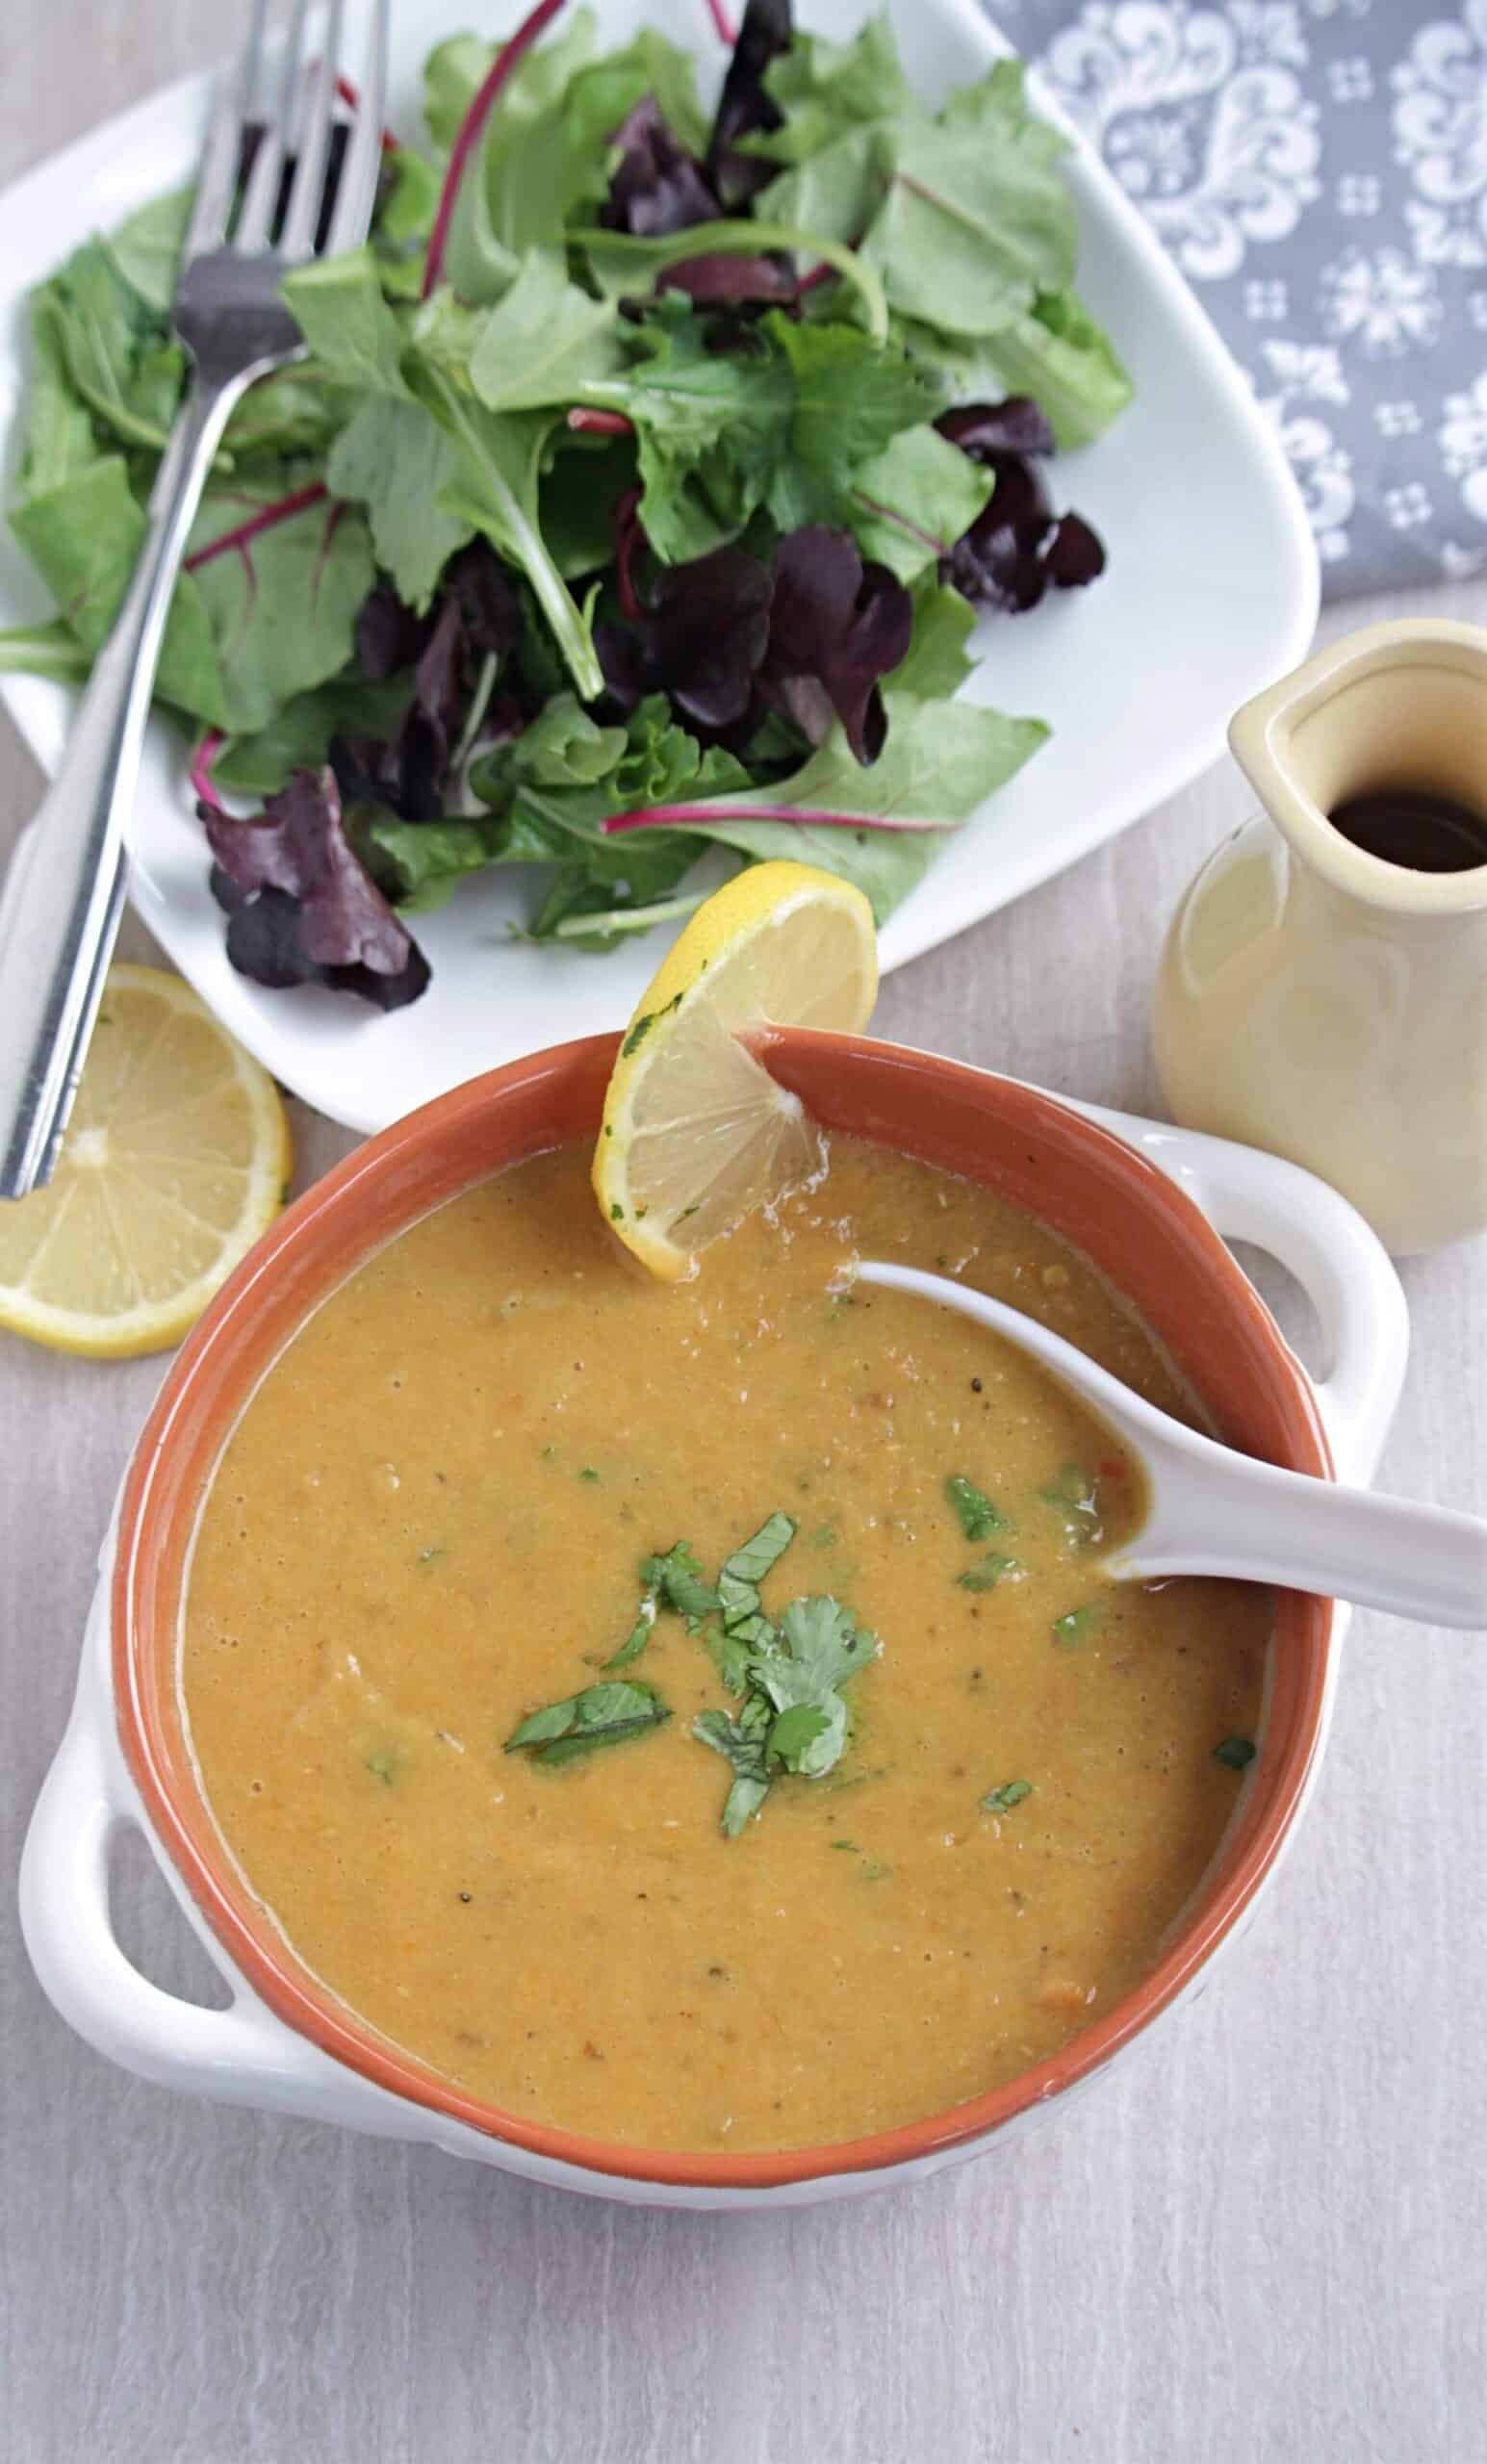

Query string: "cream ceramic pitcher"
[[1154, 619, 1487, 1255]]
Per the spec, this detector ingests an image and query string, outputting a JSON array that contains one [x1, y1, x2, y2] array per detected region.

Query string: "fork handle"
[[0, 372, 249, 1199]]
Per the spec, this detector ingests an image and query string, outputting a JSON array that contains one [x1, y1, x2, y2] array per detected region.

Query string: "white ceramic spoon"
[[857, 1263, 1487, 1629]]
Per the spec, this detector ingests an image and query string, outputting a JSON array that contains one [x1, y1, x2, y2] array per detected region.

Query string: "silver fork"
[[0, 0, 389, 1199]]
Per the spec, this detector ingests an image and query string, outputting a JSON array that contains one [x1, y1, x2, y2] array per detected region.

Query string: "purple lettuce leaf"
[[333, 543, 522, 820], [760, 526, 911, 764], [204, 765, 429, 1009], [656, 252, 797, 309], [598, 538, 774, 731], [936, 397, 1107, 615], [705, 0, 794, 212], [601, 94, 721, 238]]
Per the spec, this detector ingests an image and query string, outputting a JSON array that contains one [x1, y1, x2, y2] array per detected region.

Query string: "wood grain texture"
[[1, 11, 1484, 2459]]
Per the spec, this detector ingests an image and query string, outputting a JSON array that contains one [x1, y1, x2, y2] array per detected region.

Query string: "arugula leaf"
[[694, 1696, 775, 1836], [415, 369, 604, 699], [980, 1780, 1033, 1815], [504, 1679, 670, 1764], [641, 1539, 720, 1629], [945, 1474, 1007, 1542]]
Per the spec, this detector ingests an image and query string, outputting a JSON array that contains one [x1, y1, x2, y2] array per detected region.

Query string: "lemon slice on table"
[[0, 965, 291, 1358], [593, 860, 878, 1279]]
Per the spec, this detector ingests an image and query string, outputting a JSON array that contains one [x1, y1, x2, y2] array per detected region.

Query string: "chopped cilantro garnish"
[[717, 1511, 797, 1648], [831, 1837, 859, 1852], [578, 1467, 601, 1484], [504, 1681, 669, 1766], [621, 1011, 655, 1059], [956, 1552, 1019, 1592], [1213, 1735, 1256, 1770], [1053, 1602, 1101, 1648], [980, 1780, 1033, 1815], [945, 1474, 1006, 1542], [1040, 1461, 1103, 1544], [609, 1202, 625, 1221], [604, 1592, 656, 1671], [694, 1696, 774, 1837], [365, 1746, 400, 1785], [643, 1539, 719, 1628]]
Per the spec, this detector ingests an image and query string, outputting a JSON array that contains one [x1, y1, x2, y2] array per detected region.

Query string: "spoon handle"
[[1127, 1450, 1487, 1629]]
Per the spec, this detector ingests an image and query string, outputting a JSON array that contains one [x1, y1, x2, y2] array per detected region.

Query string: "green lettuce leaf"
[[658, 690, 1048, 922], [895, 289, 1134, 450], [845, 423, 992, 581]]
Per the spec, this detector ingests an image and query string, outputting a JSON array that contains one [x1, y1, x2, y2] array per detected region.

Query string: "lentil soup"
[[181, 1137, 1268, 2153]]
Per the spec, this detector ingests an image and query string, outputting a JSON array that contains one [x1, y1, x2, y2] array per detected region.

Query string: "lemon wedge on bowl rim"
[[593, 860, 878, 1279], [0, 964, 291, 1358]]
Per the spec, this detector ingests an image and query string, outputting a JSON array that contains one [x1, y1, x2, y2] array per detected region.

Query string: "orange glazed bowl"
[[19, 1033, 1407, 2206]]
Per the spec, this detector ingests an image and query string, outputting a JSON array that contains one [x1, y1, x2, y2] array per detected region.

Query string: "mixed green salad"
[[0, 0, 1131, 1007]]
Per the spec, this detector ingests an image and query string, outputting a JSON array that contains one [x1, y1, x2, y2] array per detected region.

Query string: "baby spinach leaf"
[[504, 1679, 670, 1764]]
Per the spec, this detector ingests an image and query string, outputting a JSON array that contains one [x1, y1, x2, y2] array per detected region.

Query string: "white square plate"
[[0, 0, 1318, 1134]]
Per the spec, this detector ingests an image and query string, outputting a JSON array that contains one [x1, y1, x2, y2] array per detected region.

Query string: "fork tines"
[[181, 0, 389, 270]]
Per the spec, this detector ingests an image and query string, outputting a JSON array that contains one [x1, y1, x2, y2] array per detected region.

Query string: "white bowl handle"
[[19, 1583, 419, 2142], [1071, 1101, 1408, 1486]]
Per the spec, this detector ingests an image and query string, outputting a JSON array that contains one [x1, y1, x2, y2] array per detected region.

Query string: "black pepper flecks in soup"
[[182, 1138, 1267, 2151]]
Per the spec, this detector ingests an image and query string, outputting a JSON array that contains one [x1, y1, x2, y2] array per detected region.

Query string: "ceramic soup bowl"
[[20, 1034, 1407, 2207]]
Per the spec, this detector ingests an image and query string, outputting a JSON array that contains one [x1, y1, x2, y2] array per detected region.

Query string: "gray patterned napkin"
[[991, 0, 1487, 595]]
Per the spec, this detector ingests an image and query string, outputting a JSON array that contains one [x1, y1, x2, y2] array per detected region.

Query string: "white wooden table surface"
[[1, 12, 1484, 2460]]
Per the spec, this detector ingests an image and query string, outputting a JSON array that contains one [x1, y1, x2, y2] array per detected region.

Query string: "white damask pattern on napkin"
[[991, 0, 1487, 594]]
